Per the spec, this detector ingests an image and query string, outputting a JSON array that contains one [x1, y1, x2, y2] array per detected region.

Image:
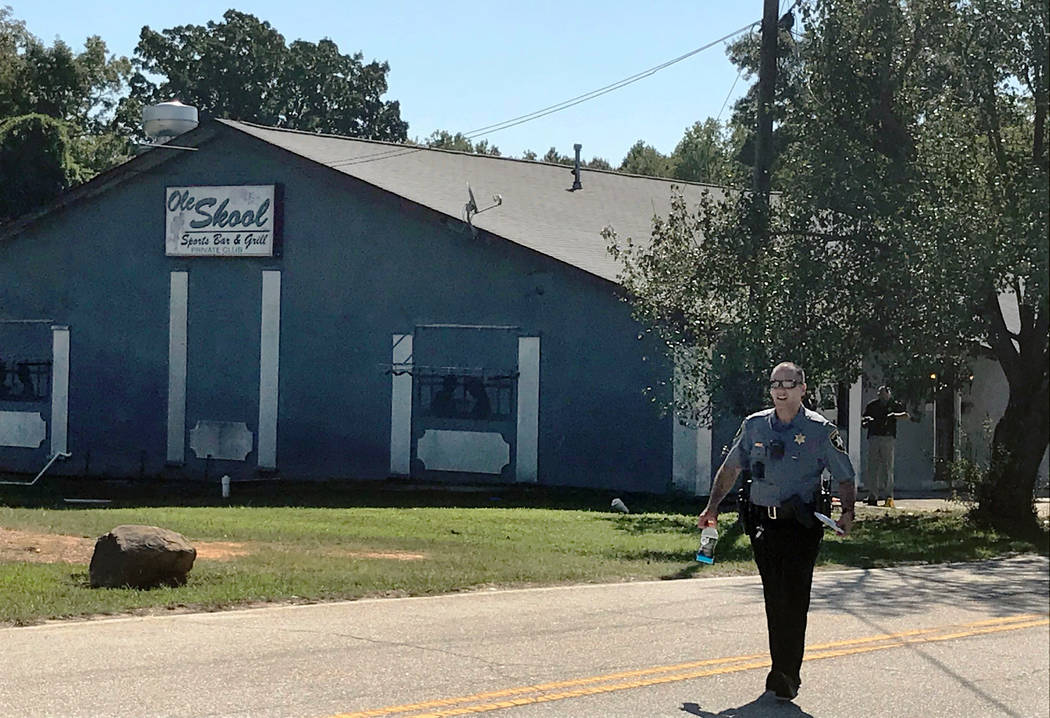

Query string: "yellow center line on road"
[[328, 613, 1048, 718]]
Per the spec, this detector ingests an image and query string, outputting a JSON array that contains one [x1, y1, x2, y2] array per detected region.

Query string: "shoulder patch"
[[829, 428, 848, 454]]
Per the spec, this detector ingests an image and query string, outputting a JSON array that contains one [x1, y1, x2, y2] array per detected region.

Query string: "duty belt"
[[756, 503, 792, 520], [753, 496, 817, 529]]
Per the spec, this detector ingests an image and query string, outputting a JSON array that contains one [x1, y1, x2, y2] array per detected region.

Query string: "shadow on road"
[[811, 556, 1049, 618], [809, 556, 1046, 717], [682, 694, 815, 717]]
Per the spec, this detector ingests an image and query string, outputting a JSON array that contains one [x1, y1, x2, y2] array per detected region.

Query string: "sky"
[[9, 1, 767, 164]]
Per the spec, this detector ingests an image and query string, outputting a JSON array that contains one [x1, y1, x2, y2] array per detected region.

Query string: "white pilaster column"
[[849, 376, 863, 489], [697, 420, 712, 494], [954, 389, 962, 462], [50, 325, 70, 456], [515, 336, 540, 483], [672, 364, 714, 495], [389, 334, 413, 476], [672, 419, 697, 494], [167, 271, 188, 464], [257, 270, 281, 470]]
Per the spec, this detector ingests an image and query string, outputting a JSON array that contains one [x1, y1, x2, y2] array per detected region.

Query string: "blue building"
[[0, 119, 731, 494]]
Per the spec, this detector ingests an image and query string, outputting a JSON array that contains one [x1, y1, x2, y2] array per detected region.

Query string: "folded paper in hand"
[[814, 511, 845, 535]]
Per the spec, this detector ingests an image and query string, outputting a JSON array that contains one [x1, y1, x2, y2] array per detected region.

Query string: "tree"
[[123, 10, 407, 142], [669, 119, 736, 185], [542, 147, 571, 165], [0, 7, 132, 220], [525, 146, 611, 168], [606, 0, 1048, 533], [423, 130, 501, 156], [618, 139, 674, 177], [0, 114, 84, 221]]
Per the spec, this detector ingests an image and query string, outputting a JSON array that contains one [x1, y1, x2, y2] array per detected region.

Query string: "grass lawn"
[[0, 481, 1046, 626]]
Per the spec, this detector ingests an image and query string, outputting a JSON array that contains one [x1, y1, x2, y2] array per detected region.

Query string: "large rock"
[[89, 525, 196, 589]]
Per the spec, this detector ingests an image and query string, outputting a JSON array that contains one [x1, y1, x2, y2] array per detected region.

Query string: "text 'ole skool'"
[[167, 190, 272, 229]]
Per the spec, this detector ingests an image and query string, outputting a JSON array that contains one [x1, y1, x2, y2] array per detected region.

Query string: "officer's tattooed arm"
[[838, 479, 856, 513], [836, 479, 856, 534]]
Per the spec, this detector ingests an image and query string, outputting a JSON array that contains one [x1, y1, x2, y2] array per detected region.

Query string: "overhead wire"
[[717, 22, 759, 124], [717, 0, 803, 124], [327, 19, 759, 169], [717, 67, 744, 123], [459, 21, 759, 140]]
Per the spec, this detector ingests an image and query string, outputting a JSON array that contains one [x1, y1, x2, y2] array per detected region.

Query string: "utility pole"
[[746, 0, 781, 375], [752, 0, 780, 208]]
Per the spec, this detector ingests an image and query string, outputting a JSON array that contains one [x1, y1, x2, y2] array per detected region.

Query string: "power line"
[[717, 0, 801, 124], [328, 144, 426, 168], [327, 20, 759, 169], [461, 21, 759, 140], [717, 68, 744, 123], [717, 23, 758, 123]]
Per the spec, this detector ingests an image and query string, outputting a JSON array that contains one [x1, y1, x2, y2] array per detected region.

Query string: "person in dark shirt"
[[861, 385, 909, 507], [465, 377, 491, 419], [432, 375, 458, 418]]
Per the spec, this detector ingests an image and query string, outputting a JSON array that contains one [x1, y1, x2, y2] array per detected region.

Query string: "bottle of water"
[[696, 526, 719, 564]]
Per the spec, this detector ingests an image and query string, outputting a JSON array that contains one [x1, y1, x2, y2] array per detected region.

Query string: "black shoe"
[[866, 495, 878, 506], [765, 670, 799, 702]]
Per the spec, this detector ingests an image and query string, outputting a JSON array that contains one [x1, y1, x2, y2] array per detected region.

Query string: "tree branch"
[[983, 289, 1021, 389]]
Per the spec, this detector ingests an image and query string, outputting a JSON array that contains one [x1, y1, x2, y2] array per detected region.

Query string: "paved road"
[[1, 556, 1047, 718]]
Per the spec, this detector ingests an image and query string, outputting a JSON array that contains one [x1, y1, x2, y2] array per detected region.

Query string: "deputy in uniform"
[[698, 361, 856, 702]]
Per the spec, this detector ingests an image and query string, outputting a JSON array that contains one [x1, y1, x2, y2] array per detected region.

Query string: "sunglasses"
[[769, 379, 801, 389]]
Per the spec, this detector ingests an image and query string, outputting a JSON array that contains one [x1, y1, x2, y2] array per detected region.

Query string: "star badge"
[[794, 433, 806, 445]]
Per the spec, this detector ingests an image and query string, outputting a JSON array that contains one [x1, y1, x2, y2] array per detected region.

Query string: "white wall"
[[961, 356, 1049, 489]]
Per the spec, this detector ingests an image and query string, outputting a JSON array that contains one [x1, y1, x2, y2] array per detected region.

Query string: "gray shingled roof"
[[220, 120, 729, 283]]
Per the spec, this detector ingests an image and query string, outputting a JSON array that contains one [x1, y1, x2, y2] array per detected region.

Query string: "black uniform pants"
[[750, 517, 823, 685]]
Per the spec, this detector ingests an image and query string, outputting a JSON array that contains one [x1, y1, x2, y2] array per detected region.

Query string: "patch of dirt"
[[330, 549, 425, 560], [0, 527, 249, 564], [0, 528, 426, 564]]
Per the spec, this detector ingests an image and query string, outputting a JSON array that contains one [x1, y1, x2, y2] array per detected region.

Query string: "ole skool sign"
[[165, 185, 282, 257]]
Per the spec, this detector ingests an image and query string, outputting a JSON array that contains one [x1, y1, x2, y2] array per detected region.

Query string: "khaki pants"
[[867, 435, 896, 500]]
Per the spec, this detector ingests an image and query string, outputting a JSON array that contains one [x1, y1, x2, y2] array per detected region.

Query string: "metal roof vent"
[[569, 143, 582, 191], [143, 100, 199, 142]]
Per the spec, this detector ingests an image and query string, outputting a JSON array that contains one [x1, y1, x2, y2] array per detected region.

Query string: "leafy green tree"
[[670, 119, 736, 185], [0, 114, 86, 221], [424, 130, 501, 156], [618, 139, 674, 177], [124, 10, 407, 142], [0, 7, 132, 220], [527, 146, 610, 169], [541, 147, 570, 165], [607, 0, 1048, 532]]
